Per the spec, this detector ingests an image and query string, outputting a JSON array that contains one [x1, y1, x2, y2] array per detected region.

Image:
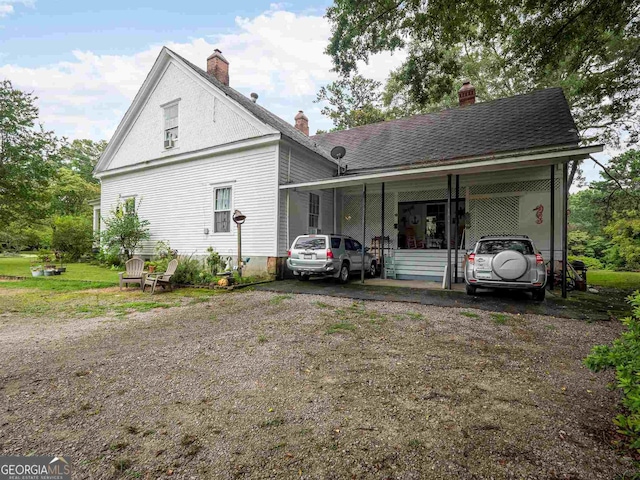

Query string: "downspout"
[[286, 147, 291, 250]]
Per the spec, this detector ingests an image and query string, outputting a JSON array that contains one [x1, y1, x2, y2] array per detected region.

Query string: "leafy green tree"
[[315, 75, 390, 131], [325, 0, 640, 184], [100, 200, 150, 260], [47, 167, 100, 217], [604, 212, 640, 270], [59, 139, 106, 184], [0, 80, 65, 225], [51, 215, 93, 261]]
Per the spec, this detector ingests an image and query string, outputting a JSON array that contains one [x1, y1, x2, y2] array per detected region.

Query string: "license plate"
[[304, 254, 313, 260], [476, 270, 492, 279]]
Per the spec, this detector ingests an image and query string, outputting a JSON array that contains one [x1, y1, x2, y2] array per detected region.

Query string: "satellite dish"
[[330, 146, 346, 160]]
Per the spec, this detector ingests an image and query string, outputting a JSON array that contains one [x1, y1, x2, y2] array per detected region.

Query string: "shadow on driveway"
[[255, 278, 618, 320]]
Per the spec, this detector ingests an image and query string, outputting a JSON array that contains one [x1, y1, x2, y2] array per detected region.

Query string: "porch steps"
[[392, 250, 465, 280]]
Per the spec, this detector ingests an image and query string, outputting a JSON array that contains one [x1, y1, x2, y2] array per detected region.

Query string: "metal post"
[[561, 162, 568, 298], [361, 183, 367, 284], [454, 175, 460, 283], [549, 165, 555, 290], [381, 182, 385, 278], [446, 174, 452, 289], [333, 188, 337, 234], [237, 223, 242, 278]]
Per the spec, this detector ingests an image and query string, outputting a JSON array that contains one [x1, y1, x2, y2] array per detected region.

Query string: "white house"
[[94, 47, 601, 293]]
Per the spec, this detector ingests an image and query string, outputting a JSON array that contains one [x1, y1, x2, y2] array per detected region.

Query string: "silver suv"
[[465, 235, 547, 300], [287, 234, 377, 283]]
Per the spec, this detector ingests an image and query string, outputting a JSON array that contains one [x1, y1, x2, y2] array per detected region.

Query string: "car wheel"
[[466, 284, 477, 296], [298, 274, 310, 281], [367, 261, 377, 278], [531, 288, 545, 301], [337, 262, 350, 284]]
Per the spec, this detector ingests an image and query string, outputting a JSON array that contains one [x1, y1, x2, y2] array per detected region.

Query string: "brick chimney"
[[207, 49, 229, 86], [294, 110, 309, 136], [458, 80, 476, 107]]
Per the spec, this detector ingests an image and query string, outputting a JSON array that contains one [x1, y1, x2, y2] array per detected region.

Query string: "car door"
[[347, 238, 363, 272]]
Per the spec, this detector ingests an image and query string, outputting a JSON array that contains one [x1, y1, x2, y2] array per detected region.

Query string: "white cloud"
[[0, 6, 406, 141], [0, 0, 34, 18]]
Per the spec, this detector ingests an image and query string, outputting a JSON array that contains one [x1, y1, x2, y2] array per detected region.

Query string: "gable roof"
[[311, 88, 579, 174], [167, 48, 334, 163]]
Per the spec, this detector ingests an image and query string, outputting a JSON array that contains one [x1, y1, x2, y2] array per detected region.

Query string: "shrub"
[[585, 291, 640, 450], [568, 255, 604, 270], [51, 215, 93, 261], [206, 247, 223, 275], [172, 255, 208, 285], [100, 200, 150, 261]]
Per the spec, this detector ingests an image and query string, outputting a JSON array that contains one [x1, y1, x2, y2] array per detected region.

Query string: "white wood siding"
[[277, 140, 336, 255], [101, 144, 279, 258], [106, 61, 275, 171]]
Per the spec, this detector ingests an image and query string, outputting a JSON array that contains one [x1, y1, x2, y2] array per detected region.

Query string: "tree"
[[325, 0, 640, 184], [47, 167, 100, 217], [100, 200, 150, 260], [604, 212, 640, 270], [51, 215, 93, 261], [0, 80, 65, 225], [59, 139, 107, 184], [315, 75, 390, 131]]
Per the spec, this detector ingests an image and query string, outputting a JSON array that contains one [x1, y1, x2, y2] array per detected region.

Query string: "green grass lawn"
[[588, 270, 640, 290], [0, 255, 119, 290]]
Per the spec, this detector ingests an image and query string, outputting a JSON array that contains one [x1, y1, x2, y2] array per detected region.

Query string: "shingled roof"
[[168, 48, 334, 163], [311, 88, 579, 173]]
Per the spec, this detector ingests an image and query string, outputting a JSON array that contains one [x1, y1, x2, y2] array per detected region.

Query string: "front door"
[[397, 200, 465, 250]]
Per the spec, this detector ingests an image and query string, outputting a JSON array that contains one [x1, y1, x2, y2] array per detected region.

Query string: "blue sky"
[[0, 0, 608, 184]]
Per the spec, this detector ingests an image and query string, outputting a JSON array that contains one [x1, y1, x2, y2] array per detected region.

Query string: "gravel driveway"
[[0, 289, 634, 479]]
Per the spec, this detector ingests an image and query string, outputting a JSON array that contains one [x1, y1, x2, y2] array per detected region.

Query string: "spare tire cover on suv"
[[491, 250, 528, 280]]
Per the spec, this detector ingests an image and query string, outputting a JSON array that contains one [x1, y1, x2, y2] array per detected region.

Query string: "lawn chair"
[[143, 259, 178, 294], [119, 257, 145, 290]]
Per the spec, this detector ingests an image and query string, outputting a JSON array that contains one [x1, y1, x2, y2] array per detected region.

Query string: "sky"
[[0, 0, 609, 185]]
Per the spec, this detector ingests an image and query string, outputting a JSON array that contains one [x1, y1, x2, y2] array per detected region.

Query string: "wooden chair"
[[143, 259, 178, 294], [119, 258, 145, 290]]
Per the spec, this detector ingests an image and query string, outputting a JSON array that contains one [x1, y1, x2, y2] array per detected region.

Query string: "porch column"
[[381, 182, 385, 278], [361, 183, 367, 284], [549, 165, 555, 290], [446, 174, 452, 289], [561, 162, 568, 298], [333, 188, 337, 234], [454, 175, 460, 283]]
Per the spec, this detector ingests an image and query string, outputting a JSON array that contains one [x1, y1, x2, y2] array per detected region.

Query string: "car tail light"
[[468, 253, 475, 264], [327, 249, 334, 259], [535, 253, 544, 265], [287, 250, 291, 257]]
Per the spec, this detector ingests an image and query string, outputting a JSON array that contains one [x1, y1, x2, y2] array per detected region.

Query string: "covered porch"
[[281, 144, 602, 297]]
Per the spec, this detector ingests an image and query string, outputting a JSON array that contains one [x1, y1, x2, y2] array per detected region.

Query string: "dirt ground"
[[0, 288, 636, 479]]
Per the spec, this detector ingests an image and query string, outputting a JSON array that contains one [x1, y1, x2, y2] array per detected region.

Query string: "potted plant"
[[30, 265, 44, 277], [148, 261, 157, 273], [44, 267, 55, 276]]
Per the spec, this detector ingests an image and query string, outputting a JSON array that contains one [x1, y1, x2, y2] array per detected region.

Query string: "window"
[[214, 187, 232, 233], [121, 197, 136, 215], [164, 102, 179, 145], [309, 193, 320, 230], [294, 236, 326, 250], [477, 239, 534, 255], [331, 237, 341, 249]]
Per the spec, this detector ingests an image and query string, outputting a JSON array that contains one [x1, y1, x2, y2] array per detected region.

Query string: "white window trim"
[[308, 192, 320, 232], [162, 99, 180, 149], [120, 195, 138, 214], [212, 185, 234, 235]]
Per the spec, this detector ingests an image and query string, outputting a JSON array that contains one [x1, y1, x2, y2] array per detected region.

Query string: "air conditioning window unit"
[[308, 227, 318, 234], [164, 138, 174, 149]]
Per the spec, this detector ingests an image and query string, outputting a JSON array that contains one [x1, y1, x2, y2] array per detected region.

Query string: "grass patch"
[[113, 301, 178, 314], [269, 294, 293, 305], [588, 270, 640, 290], [405, 311, 424, 320], [257, 334, 267, 343], [460, 311, 480, 319], [326, 322, 356, 334], [490, 313, 511, 325], [109, 441, 129, 451], [259, 417, 285, 428], [313, 301, 332, 309], [0, 278, 116, 292], [0, 256, 119, 283]]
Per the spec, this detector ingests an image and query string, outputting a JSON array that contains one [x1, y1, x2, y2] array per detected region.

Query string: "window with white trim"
[[122, 197, 136, 215], [309, 193, 320, 230], [164, 102, 179, 145], [214, 187, 232, 233]]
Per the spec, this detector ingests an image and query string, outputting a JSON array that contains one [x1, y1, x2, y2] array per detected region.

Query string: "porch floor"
[[367, 278, 465, 291]]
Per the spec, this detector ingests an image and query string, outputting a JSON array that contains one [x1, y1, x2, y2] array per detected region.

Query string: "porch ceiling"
[[279, 144, 602, 191]]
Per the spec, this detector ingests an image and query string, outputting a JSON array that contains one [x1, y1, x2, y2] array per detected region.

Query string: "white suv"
[[287, 234, 377, 283]]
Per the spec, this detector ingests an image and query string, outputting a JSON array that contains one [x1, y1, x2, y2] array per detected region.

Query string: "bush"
[[51, 215, 93, 261], [171, 255, 211, 285], [568, 255, 604, 270], [585, 291, 640, 450], [100, 200, 151, 261]]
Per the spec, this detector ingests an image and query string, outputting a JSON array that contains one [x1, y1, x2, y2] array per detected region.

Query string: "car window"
[[344, 239, 354, 250], [477, 239, 534, 255], [294, 236, 326, 250], [331, 237, 341, 249], [352, 240, 362, 251]]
